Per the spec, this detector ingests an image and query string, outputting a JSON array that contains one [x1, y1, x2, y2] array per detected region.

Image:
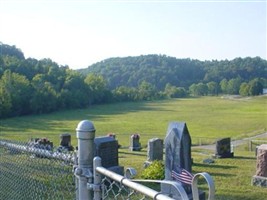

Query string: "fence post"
[[93, 157, 102, 200], [76, 120, 95, 200]]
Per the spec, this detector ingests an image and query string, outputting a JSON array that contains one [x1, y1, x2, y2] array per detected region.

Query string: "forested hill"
[[79, 55, 267, 90], [0, 43, 266, 118]]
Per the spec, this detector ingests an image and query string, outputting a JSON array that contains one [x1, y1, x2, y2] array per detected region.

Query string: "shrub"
[[141, 160, 164, 180]]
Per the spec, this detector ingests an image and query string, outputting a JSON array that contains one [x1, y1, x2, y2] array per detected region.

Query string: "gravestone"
[[58, 133, 74, 151], [252, 144, 267, 187], [161, 122, 205, 200], [147, 138, 163, 161], [144, 138, 163, 167], [129, 134, 141, 151], [94, 136, 124, 175], [215, 137, 234, 158]]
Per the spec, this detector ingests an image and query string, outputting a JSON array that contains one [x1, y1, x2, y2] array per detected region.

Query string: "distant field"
[[0, 95, 266, 146], [1, 95, 267, 199]]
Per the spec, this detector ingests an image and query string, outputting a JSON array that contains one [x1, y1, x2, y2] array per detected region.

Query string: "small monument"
[[161, 122, 205, 200], [129, 134, 141, 151], [57, 133, 74, 152], [252, 144, 267, 187], [144, 138, 163, 167], [94, 136, 124, 175], [215, 137, 234, 158]]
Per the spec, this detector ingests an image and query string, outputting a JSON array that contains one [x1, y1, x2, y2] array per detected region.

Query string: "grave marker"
[[129, 134, 141, 151], [252, 144, 267, 187], [161, 122, 205, 200], [94, 136, 124, 175], [144, 138, 163, 168], [215, 137, 234, 158]]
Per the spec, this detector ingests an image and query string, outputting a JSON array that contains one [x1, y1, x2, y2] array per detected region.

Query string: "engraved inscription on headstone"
[[94, 136, 118, 168], [94, 136, 124, 175]]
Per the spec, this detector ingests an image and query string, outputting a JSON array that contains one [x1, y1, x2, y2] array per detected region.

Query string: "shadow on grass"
[[0, 101, 171, 133], [119, 151, 147, 157], [193, 163, 237, 169], [233, 156, 256, 160]]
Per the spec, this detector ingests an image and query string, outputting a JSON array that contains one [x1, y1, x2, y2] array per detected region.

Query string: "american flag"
[[171, 168, 194, 185]]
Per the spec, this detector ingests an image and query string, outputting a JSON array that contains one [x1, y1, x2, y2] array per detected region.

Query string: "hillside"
[[79, 55, 267, 90]]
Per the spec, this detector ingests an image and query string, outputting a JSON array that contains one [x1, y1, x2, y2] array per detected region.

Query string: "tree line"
[[0, 43, 266, 119], [80, 55, 266, 97]]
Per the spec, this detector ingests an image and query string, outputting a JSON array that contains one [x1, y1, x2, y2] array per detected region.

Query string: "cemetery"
[[0, 96, 266, 199]]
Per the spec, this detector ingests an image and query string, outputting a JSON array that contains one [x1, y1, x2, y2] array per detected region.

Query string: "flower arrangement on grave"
[[131, 133, 140, 139], [107, 133, 116, 139]]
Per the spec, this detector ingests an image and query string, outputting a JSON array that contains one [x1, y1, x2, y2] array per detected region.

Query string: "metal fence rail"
[[0, 140, 76, 200], [93, 157, 177, 200]]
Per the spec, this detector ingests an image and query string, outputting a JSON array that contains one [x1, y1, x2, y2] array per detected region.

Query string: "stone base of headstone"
[[108, 166, 124, 176], [129, 146, 142, 151], [251, 175, 267, 188], [161, 183, 205, 200], [214, 152, 234, 159]]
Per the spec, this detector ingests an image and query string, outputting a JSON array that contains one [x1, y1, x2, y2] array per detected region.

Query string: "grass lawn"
[[0, 95, 267, 199]]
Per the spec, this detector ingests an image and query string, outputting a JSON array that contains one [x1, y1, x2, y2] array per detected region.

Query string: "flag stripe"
[[171, 168, 193, 185]]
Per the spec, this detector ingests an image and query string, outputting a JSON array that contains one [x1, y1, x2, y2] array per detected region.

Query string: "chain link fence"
[[0, 140, 76, 200]]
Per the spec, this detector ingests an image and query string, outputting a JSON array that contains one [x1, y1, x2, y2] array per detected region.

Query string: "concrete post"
[[76, 120, 95, 200]]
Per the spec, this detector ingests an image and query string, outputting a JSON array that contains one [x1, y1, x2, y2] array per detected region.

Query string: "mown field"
[[1, 95, 267, 199]]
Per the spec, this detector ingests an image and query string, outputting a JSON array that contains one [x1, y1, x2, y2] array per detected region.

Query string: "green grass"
[[1, 96, 266, 146], [1, 96, 267, 199]]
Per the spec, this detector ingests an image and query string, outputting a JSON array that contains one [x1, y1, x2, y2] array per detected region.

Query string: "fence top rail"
[[250, 140, 267, 143], [0, 140, 74, 163], [96, 165, 178, 200]]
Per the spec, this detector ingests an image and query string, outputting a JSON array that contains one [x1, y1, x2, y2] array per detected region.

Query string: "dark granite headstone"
[[215, 137, 234, 158], [147, 138, 163, 161], [94, 136, 123, 175], [58, 133, 74, 151], [161, 122, 205, 200]]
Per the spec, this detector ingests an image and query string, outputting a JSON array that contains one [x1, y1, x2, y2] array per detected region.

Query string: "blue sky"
[[0, 0, 266, 69]]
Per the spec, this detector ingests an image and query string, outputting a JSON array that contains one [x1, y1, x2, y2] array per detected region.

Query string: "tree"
[[31, 74, 58, 113], [84, 74, 109, 104], [137, 80, 157, 100], [0, 70, 32, 116], [164, 83, 186, 98], [220, 79, 228, 94], [113, 86, 137, 102], [239, 82, 249, 96], [207, 81, 219, 95], [248, 79, 263, 96], [227, 77, 242, 94]]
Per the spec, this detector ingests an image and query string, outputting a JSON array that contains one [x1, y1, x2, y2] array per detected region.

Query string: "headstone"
[[58, 133, 74, 151], [94, 136, 124, 175], [215, 137, 234, 158], [161, 122, 205, 200], [144, 138, 163, 168], [252, 144, 267, 187], [129, 134, 141, 151], [147, 138, 163, 161]]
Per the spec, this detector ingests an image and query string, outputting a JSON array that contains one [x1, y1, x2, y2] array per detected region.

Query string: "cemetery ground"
[[1, 95, 267, 199]]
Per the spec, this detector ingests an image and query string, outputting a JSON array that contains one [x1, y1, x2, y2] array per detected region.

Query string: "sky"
[[0, 0, 266, 69]]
